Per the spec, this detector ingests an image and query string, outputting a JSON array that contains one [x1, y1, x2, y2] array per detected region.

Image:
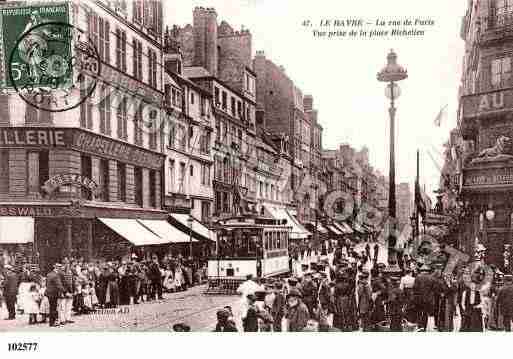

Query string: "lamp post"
[[187, 215, 193, 259], [377, 49, 407, 275]]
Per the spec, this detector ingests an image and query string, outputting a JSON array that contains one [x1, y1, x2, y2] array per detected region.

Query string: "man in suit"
[[46, 263, 65, 327], [148, 255, 163, 300], [357, 272, 373, 331], [413, 264, 435, 331], [3, 265, 18, 320], [497, 274, 513, 331], [271, 282, 286, 332]]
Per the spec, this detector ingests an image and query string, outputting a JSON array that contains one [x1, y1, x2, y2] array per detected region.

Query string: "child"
[[39, 279, 49, 324], [26, 284, 40, 325], [90, 282, 99, 310], [82, 283, 93, 313]]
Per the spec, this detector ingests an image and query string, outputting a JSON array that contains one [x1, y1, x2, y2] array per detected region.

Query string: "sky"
[[164, 0, 468, 200]]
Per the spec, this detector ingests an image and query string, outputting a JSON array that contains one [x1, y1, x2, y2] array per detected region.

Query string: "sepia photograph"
[[0, 0, 510, 351]]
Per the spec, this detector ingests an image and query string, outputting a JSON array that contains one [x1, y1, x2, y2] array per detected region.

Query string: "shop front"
[[460, 162, 513, 271], [0, 126, 171, 272]]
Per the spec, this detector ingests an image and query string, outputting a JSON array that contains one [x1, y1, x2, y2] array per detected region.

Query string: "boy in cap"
[[285, 288, 309, 332], [214, 309, 237, 332]]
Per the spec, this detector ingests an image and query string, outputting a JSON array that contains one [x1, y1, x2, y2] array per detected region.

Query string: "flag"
[[434, 105, 448, 127], [415, 179, 427, 219]]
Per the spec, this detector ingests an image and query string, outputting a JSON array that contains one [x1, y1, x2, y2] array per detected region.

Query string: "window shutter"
[[106, 91, 111, 135], [105, 21, 110, 64], [115, 29, 121, 68], [138, 42, 143, 80], [122, 32, 127, 72], [148, 48, 152, 86], [117, 100, 123, 138], [132, 38, 137, 78]]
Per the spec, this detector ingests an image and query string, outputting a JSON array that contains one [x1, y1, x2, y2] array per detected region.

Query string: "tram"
[[207, 215, 290, 292]]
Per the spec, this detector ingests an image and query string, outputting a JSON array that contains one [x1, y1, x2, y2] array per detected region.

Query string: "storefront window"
[[81, 155, 92, 200], [0, 150, 8, 193], [99, 159, 110, 202], [134, 167, 143, 207], [117, 162, 126, 202], [149, 170, 156, 208]]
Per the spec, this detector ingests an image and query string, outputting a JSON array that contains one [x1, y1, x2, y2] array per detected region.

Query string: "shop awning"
[[137, 219, 197, 244], [307, 222, 328, 234], [334, 221, 354, 234], [327, 225, 343, 236], [169, 213, 216, 242], [0, 217, 34, 244], [263, 205, 310, 239], [352, 221, 366, 234], [98, 218, 170, 246]]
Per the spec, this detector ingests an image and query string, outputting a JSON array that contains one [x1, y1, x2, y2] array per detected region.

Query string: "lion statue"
[[473, 135, 513, 162]]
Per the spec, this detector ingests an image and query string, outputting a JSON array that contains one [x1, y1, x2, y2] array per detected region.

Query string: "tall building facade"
[[458, 0, 513, 269], [253, 51, 324, 224], [168, 7, 295, 226], [0, 0, 169, 269]]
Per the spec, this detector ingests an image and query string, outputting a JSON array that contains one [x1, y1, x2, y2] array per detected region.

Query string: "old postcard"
[[0, 0, 509, 353]]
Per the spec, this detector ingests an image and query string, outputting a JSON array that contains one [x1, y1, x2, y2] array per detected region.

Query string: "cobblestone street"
[[0, 285, 242, 332]]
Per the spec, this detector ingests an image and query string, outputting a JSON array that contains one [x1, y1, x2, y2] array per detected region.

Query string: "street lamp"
[[377, 49, 407, 274], [187, 215, 193, 259]]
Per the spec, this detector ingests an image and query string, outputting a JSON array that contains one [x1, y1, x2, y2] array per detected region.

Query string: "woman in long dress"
[[163, 265, 175, 293]]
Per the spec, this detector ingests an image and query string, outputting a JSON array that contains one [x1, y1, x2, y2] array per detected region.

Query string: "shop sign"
[[0, 206, 54, 216], [42, 174, 98, 195], [464, 167, 513, 186], [461, 88, 513, 119], [72, 131, 164, 169], [0, 128, 70, 147]]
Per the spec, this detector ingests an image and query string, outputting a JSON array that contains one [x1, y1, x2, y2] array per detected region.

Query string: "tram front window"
[[217, 229, 262, 258]]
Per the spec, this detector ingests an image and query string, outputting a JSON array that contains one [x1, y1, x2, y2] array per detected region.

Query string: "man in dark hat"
[[46, 263, 65, 327], [3, 265, 18, 320], [271, 281, 286, 331], [285, 288, 309, 332], [431, 262, 446, 330], [300, 271, 318, 318], [357, 272, 373, 331], [413, 264, 434, 331], [387, 276, 405, 331], [497, 274, 513, 331]]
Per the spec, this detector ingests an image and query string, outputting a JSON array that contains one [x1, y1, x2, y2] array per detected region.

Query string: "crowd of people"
[[212, 241, 513, 332], [0, 254, 207, 327]]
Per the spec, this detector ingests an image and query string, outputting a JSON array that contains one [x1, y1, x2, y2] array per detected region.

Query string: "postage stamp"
[[3, 4, 100, 112]]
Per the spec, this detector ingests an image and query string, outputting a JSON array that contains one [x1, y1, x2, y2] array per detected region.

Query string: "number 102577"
[[8, 343, 38, 351]]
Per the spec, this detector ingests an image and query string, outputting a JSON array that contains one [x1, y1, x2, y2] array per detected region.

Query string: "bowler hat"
[[286, 288, 302, 299], [288, 277, 298, 285], [246, 293, 257, 302]]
